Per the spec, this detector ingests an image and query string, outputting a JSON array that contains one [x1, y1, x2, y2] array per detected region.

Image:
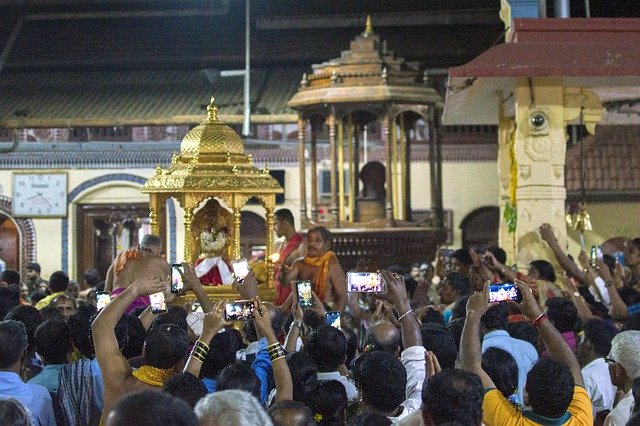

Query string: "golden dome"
[[180, 97, 245, 156]]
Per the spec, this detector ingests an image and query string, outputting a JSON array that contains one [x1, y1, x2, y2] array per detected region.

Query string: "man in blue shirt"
[[481, 302, 538, 405], [29, 319, 74, 393], [0, 320, 56, 426]]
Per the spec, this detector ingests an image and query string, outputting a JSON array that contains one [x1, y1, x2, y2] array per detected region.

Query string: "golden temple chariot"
[[142, 98, 283, 301]]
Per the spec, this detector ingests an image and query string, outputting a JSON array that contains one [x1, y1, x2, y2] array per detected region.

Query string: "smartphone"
[[149, 291, 167, 314], [325, 311, 341, 329], [171, 263, 184, 293], [346, 272, 383, 293], [191, 302, 203, 313], [296, 280, 314, 309], [590, 245, 603, 265], [232, 258, 250, 283], [488, 283, 523, 303], [613, 251, 625, 265], [96, 291, 111, 310], [224, 300, 255, 321]]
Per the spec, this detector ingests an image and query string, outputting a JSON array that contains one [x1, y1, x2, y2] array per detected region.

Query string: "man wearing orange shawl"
[[273, 209, 305, 305], [284, 226, 347, 312]]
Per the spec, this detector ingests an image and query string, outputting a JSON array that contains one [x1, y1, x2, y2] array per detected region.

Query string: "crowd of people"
[[1, 211, 640, 426]]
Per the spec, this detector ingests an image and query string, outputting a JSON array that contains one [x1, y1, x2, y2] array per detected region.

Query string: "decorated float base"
[[173, 285, 277, 306]]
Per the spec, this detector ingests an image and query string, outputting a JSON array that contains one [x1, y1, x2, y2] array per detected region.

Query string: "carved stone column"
[[297, 115, 309, 228]]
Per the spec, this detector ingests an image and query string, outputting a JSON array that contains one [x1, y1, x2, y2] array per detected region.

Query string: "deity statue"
[[194, 226, 234, 286]]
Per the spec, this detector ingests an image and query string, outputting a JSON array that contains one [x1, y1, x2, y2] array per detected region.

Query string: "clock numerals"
[[13, 173, 67, 217]]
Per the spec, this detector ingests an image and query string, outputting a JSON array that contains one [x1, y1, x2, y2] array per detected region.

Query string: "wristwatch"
[[604, 281, 614, 288], [290, 321, 303, 331]]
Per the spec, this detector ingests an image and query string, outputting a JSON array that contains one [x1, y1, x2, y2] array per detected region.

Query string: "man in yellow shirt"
[[460, 280, 592, 426], [35, 271, 69, 310]]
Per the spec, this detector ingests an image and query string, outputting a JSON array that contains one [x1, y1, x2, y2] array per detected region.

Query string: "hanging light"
[[572, 108, 593, 248]]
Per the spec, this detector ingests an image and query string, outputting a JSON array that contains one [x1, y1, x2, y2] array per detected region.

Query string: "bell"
[[573, 202, 593, 232]]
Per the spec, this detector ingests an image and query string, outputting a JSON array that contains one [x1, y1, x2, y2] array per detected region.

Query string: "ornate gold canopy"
[[142, 97, 283, 284]]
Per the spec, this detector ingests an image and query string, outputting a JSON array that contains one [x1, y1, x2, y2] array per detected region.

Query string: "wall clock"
[[12, 172, 68, 218]]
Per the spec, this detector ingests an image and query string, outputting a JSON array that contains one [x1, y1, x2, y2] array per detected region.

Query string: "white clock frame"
[[12, 172, 68, 218]]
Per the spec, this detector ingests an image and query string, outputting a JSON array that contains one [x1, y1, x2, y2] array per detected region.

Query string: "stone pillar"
[[497, 92, 517, 265], [512, 77, 602, 270]]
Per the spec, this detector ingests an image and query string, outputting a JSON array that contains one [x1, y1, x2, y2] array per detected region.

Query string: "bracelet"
[[267, 343, 285, 362], [194, 340, 210, 354], [397, 309, 414, 322], [531, 312, 548, 327], [290, 321, 303, 331]]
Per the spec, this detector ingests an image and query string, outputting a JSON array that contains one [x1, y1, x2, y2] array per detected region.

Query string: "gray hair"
[[139, 234, 162, 250], [194, 390, 273, 426], [610, 330, 640, 380]]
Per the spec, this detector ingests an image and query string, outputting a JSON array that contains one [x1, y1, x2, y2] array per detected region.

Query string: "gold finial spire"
[[364, 15, 373, 35], [207, 97, 219, 122]]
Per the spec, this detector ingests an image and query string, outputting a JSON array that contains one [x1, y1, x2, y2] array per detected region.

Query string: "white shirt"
[[388, 346, 426, 422], [317, 371, 358, 403], [582, 357, 617, 415], [591, 276, 611, 308], [604, 389, 635, 426]]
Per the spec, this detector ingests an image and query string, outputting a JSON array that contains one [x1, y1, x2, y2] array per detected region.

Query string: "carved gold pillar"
[[337, 117, 345, 221], [328, 107, 339, 227], [265, 204, 275, 288], [512, 77, 602, 271], [347, 115, 355, 221], [149, 194, 160, 236], [383, 111, 395, 226], [231, 195, 242, 260], [297, 115, 308, 228], [182, 199, 196, 263], [310, 120, 319, 223], [391, 114, 399, 220]]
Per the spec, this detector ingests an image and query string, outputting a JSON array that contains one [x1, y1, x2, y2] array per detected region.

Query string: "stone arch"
[[0, 195, 36, 277], [61, 173, 177, 272], [460, 206, 500, 249]]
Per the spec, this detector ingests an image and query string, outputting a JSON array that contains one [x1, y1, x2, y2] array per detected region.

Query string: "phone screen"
[[590, 245, 603, 264], [347, 272, 383, 293], [488, 283, 523, 303], [149, 291, 167, 314], [224, 300, 255, 321], [325, 311, 341, 328], [296, 281, 313, 309], [191, 302, 203, 313], [171, 264, 184, 293], [96, 292, 111, 310], [232, 259, 250, 282]]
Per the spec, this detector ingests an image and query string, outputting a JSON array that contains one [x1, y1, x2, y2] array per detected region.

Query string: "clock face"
[[12, 173, 68, 218]]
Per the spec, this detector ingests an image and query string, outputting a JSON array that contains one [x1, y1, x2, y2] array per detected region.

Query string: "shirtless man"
[[273, 209, 305, 305], [284, 226, 347, 312], [105, 234, 169, 312]]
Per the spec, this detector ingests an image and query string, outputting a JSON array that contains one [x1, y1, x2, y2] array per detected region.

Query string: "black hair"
[[0, 270, 20, 286], [583, 318, 617, 357], [286, 351, 318, 402], [48, 271, 70, 293], [0, 398, 31, 426], [302, 310, 325, 330], [0, 320, 28, 368], [163, 372, 207, 408], [4, 305, 41, 350], [618, 287, 640, 307], [420, 323, 458, 369], [486, 246, 507, 265], [144, 323, 189, 369], [39, 305, 64, 322], [34, 319, 73, 364], [446, 317, 465, 349], [633, 377, 640, 415], [216, 362, 261, 400], [481, 348, 518, 399], [404, 276, 417, 299], [365, 321, 401, 354], [66, 304, 98, 358], [274, 208, 295, 227], [200, 329, 240, 379], [623, 313, 640, 332], [481, 302, 509, 331], [506, 321, 539, 348], [451, 295, 470, 321], [546, 298, 579, 333], [307, 226, 332, 249], [346, 412, 392, 426], [525, 358, 575, 418], [83, 268, 101, 287], [268, 400, 315, 426], [306, 325, 346, 372], [304, 380, 347, 426], [444, 272, 471, 297], [342, 326, 358, 367], [422, 369, 483, 426], [153, 306, 189, 334], [451, 249, 473, 267], [0, 286, 21, 320], [357, 351, 406, 413], [421, 308, 444, 325], [114, 314, 146, 360], [30, 291, 46, 305], [107, 390, 198, 426], [242, 319, 258, 343], [529, 260, 556, 283]]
